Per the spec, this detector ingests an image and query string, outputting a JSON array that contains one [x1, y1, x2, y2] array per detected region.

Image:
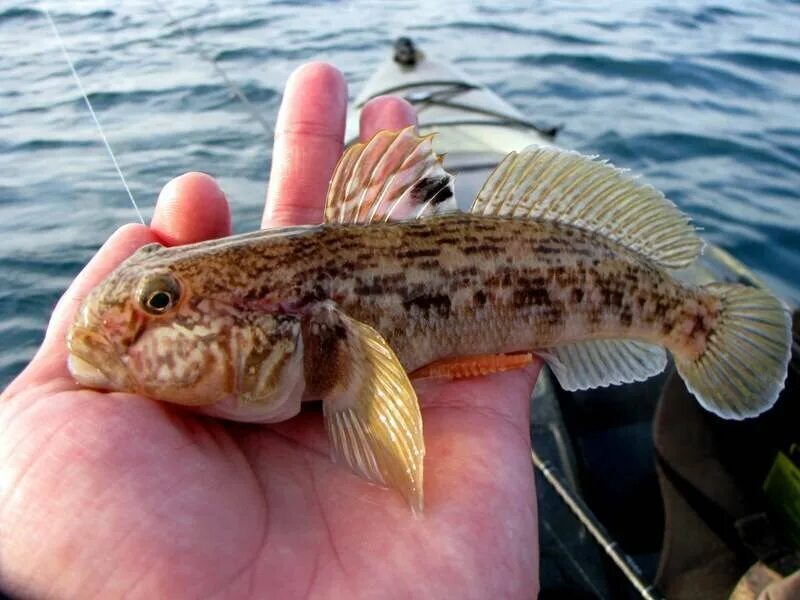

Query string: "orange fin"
[[410, 353, 535, 380]]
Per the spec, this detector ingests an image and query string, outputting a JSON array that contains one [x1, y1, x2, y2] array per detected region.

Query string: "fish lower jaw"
[[68, 353, 117, 391], [67, 324, 137, 392]]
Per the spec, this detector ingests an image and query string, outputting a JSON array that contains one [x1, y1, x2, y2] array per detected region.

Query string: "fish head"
[[67, 243, 209, 402], [67, 242, 306, 421]]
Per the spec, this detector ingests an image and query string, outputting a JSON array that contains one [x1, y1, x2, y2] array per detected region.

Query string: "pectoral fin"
[[301, 302, 425, 513]]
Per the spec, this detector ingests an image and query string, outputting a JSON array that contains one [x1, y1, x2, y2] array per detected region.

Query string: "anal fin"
[[539, 339, 667, 391], [301, 302, 425, 512], [410, 353, 535, 380]]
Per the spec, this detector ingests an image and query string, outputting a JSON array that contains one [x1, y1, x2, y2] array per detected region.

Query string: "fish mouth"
[[67, 325, 134, 391]]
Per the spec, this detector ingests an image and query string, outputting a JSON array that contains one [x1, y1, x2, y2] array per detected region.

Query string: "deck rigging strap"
[[360, 80, 561, 139]]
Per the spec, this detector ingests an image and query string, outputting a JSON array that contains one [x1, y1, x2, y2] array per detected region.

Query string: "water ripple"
[[518, 53, 768, 95], [706, 50, 800, 73]]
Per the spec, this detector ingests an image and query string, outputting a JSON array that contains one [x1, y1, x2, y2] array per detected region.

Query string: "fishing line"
[[531, 448, 665, 600], [153, 0, 274, 139], [539, 518, 605, 598], [42, 6, 145, 225]]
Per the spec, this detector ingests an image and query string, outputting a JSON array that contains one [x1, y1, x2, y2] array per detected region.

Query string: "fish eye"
[[136, 273, 182, 315]]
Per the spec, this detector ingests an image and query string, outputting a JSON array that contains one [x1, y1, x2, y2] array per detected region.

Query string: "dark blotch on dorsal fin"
[[324, 127, 458, 224], [410, 174, 454, 207]]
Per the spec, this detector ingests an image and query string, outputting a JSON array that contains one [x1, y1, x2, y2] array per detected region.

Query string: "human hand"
[[0, 63, 540, 599]]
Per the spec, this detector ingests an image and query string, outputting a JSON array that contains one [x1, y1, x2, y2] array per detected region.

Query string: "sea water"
[[1, 0, 799, 386]]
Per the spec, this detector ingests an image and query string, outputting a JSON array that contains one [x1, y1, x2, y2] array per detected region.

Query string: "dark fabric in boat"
[[654, 310, 800, 599]]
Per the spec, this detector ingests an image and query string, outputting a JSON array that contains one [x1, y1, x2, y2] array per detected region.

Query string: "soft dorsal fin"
[[325, 126, 457, 224], [471, 147, 704, 269]]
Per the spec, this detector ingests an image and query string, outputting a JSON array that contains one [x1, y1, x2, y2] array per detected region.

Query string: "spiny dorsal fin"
[[538, 339, 667, 391], [325, 126, 456, 224], [471, 147, 704, 269]]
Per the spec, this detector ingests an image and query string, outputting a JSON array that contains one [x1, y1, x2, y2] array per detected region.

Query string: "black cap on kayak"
[[393, 37, 419, 67]]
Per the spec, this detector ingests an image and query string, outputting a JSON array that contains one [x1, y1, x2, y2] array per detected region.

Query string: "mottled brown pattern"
[[89, 213, 719, 380], [301, 307, 350, 398]]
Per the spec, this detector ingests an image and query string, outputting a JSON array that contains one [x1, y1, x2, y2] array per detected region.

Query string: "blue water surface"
[[1, 0, 799, 387]]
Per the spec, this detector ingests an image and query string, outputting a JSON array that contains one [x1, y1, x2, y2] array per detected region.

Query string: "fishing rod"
[[531, 447, 666, 600]]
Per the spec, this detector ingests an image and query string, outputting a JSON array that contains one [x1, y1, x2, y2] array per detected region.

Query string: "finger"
[[263, 62, 347, 228], [419, 360, 542, 431], [151, 172, 231, 246], [6, 225, 158, 393], [359, 95, 417, 141]]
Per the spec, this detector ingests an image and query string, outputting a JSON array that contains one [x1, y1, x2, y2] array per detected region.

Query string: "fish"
[[67, 127, 792, 513]]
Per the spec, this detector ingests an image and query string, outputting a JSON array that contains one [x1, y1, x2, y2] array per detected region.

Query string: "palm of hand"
[[4, 367, 537, 597], [0, 64, 539, 599]]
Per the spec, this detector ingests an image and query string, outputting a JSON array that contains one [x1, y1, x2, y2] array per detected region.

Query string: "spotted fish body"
[[68, 128, 791, 512], [333, 216, 723, 370], [184, 215, 714, 373]]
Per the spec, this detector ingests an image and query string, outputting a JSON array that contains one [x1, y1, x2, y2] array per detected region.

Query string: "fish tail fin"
[[674, 283, 791, 420]]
